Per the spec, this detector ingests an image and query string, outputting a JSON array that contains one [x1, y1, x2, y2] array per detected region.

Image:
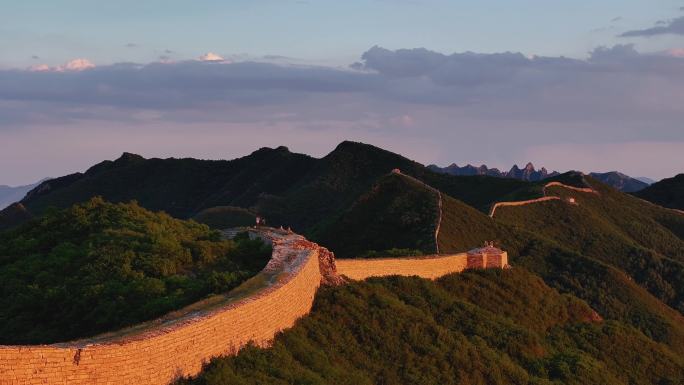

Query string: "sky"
[[1, 1, 684, 185]]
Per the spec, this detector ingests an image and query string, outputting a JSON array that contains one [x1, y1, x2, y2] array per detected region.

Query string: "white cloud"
[[199, 52, 226, 62], [27, 59, 95, 72], [28, 64, 50, 72], [60, 58, 96, 71]]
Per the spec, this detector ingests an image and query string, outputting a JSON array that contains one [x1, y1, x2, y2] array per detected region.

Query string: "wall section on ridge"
[[336, 253, 470, 280]]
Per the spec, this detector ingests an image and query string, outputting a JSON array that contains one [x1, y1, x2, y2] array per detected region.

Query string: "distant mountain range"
[[427, 162, 559, 182], [588, 172, 650, 193], [428, 163, 650, 192], [0, 179, 48, 210]]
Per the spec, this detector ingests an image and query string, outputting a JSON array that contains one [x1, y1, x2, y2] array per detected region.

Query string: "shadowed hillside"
[[635, 173, 684, 211], [193, 206, 257, 229], [589, 171, 649, 193], [18, 147, 317, 221], [0, 202, 33, 231], [2, 142, 545, 238], [316, 172, 439, 258]]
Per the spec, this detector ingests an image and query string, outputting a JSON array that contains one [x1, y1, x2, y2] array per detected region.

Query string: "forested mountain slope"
[[178, 269, 683, 385], [0, 198, 271, 344]]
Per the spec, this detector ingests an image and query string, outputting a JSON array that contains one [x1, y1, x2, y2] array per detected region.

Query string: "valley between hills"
[[1, 141, 683, 385]]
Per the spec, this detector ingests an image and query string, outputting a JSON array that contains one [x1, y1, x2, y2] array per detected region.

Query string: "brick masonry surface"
[[336, 252, 508, 281]]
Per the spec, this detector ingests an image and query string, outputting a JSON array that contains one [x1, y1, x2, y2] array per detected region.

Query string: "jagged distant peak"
[[431, 161, 559, 182]]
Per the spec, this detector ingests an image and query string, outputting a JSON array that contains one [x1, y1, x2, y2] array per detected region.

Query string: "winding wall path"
[[392, 170, 443, 254], [0, 227, 506, 385], [0, 229, 323, 385], [489, 181, 599, 217], [336, 252, 504, 280]]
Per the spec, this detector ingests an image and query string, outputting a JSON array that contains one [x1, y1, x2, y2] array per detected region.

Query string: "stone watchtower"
[[466, 242, 509, 269]]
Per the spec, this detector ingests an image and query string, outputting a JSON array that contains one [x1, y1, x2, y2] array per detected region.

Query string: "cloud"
[[26, 59, 96, 72], [61, 58, 96, 71], [1, 45, 683, 123], [1, 45, 684, 183], [28, 64, 50, 72], [666, 48, 684, 58], [199, 52, 226, 62], [620, 16, 684, 37]]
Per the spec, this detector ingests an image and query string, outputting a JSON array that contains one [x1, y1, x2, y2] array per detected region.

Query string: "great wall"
[[489, 180, 599, 217], [391, 169, 443, 254], [0, 227, 507, 385]]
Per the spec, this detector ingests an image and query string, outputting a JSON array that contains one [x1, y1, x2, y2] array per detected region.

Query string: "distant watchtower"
[[467, 242, 509, 269], [255, 216, 266, 228]]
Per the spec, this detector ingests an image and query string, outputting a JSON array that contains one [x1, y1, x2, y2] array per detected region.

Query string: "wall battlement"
[[0, 227, 507, 385]]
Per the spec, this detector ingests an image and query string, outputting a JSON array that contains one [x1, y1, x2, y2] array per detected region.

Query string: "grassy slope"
[[0, 198, 271, 344], [316, 173, 439, 258], [178, 269, 683, 385], [436, 192, 499, 253], [635, 174, 684, 210]]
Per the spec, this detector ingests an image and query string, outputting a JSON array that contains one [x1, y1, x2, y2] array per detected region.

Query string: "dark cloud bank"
[[1, 44, 683, 127], [620, 16, 684, 37]]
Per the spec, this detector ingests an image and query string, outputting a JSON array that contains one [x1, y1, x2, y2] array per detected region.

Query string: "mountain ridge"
[[0, 178, 49, 210], [429, 162, 650, 192], [635, 173, 684, 210]]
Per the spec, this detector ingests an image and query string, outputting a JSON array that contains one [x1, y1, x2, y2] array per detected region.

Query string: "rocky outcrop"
[[317, 246, 346, 286]]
